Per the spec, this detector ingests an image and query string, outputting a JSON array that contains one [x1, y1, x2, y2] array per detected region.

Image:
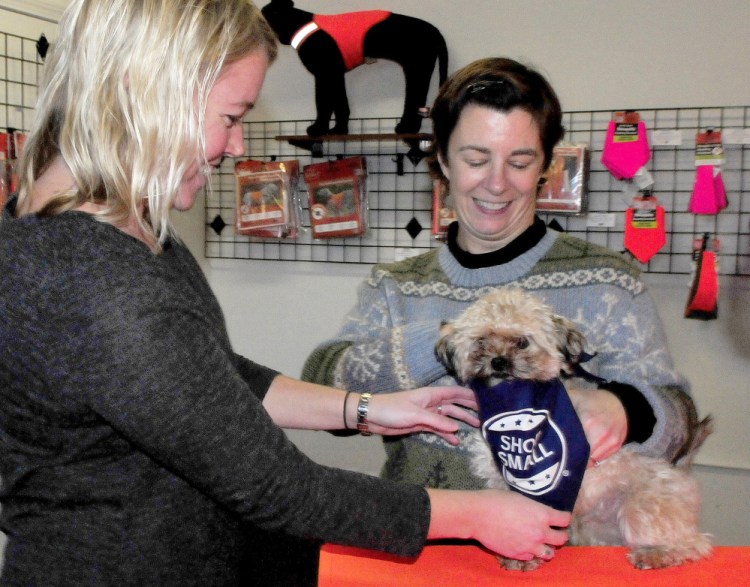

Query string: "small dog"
[[436, 288, 713, 571]]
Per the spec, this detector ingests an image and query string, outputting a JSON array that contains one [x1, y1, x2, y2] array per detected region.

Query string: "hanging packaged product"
[[0, 133, 8, 208], [685, 233, 720, 320], [601, 111, 651, 181], [1, 132, 10, 204], [688, 129, 727, 215], [5, 129, 26, 194], [537, 143, 590, 214], [623, 191, 666, 264], [235, 159, 302, 238], [304, 156, 369, 239], [0, 151, 7, 208], [431, 179, 457, 241]]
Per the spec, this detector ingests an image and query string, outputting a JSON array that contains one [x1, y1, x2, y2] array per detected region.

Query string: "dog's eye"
[[516, 337, 530, 350]]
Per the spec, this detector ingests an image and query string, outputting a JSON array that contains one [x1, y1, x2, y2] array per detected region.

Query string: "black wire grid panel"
[[1, 34, 746, 275], [205, 117, 438, 265], [206, 109, 750, 275], [0, 32, 43, 144]]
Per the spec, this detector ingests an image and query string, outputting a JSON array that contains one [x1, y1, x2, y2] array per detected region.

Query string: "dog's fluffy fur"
[[436, 288, 713, 571]]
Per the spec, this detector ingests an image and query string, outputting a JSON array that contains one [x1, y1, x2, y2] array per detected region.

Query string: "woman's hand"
[[363, 386, 479, 445], [427, 488, 571, 561], [568, 387, 627, 467], [263, 376, 477, 436]]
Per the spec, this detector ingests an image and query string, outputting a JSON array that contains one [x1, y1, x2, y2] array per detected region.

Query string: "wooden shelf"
[[275, 132, 433, 143]]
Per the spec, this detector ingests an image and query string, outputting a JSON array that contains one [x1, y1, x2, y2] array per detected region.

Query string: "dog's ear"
[[551, 314, 586, 371], [435, 321, 458, 376], [263, 0, 293, 13]]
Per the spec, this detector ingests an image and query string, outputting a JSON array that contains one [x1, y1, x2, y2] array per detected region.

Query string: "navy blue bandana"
[[470, 378, 590, 512]]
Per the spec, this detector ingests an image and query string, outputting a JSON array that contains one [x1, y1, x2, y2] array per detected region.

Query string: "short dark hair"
[[428, 57, 564, 181]]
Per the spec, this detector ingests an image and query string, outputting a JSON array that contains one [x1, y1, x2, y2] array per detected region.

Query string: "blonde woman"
[[0, 3, 570, 585]]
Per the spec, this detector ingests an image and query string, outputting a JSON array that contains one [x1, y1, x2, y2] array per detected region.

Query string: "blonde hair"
[[17, 0, 277, 251]]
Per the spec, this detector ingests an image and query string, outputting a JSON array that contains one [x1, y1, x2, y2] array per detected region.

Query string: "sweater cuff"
[[598, 381, 656, 443], [234, 353, 279, 400]]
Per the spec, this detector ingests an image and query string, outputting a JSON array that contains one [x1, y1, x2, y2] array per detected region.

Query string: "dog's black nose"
[[491, 357, 509, 373]]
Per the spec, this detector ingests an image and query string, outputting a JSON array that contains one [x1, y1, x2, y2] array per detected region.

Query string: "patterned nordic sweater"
[[302, 223, 698, 489]]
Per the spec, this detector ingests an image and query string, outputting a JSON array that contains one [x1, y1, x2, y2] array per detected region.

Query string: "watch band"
[[356, 393, 372, 436]]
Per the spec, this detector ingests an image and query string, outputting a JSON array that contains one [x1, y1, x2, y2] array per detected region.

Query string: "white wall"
[[0, 3, 61, 32], [2, 2, 749, 569]]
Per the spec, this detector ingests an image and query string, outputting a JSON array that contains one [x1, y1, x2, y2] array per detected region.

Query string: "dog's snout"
[[491, 357, 509, 373]]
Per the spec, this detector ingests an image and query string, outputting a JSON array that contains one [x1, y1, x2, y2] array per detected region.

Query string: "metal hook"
[[36, 34, 49, 60], [393, 153, 405, 176]]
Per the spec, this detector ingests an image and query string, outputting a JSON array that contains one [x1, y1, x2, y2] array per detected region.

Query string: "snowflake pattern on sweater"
[[302, 228, 696, 489]]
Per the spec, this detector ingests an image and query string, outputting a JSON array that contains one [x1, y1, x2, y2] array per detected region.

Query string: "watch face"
[[356, 393, 372, 435]]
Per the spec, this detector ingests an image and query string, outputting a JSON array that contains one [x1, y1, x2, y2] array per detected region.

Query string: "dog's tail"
[[674, 415, 713, 469]]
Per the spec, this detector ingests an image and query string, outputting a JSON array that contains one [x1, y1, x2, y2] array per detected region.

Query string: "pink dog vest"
[[689, 165, 727, 215], [601, 119, 651, 180]]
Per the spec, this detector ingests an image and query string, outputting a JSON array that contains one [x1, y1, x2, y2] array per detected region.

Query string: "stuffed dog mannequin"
[[261, 0, 448, 136]]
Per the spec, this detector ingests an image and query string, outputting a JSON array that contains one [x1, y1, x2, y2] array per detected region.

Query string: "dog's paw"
[[306, 121, 331, 137], [395, 118, 423, 135], [628, 539, 713, 570], [629, 546, 683, 569], [328, 123, 349, 135], [497, 556, 544, 572]]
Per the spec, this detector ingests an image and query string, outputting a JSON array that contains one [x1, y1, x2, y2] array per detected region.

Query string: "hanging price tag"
[[694, 129, 724, 166]]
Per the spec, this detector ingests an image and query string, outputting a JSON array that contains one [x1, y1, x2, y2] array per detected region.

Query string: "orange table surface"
[[319, 544, 750, 586]]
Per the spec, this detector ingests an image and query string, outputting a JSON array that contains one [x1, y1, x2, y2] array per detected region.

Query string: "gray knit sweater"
[[0, 199, 430, 586], [302, 222, 699, 490]]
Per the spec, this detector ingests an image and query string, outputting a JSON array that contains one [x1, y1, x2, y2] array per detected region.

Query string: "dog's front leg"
[[299, 38, 349, 136]]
